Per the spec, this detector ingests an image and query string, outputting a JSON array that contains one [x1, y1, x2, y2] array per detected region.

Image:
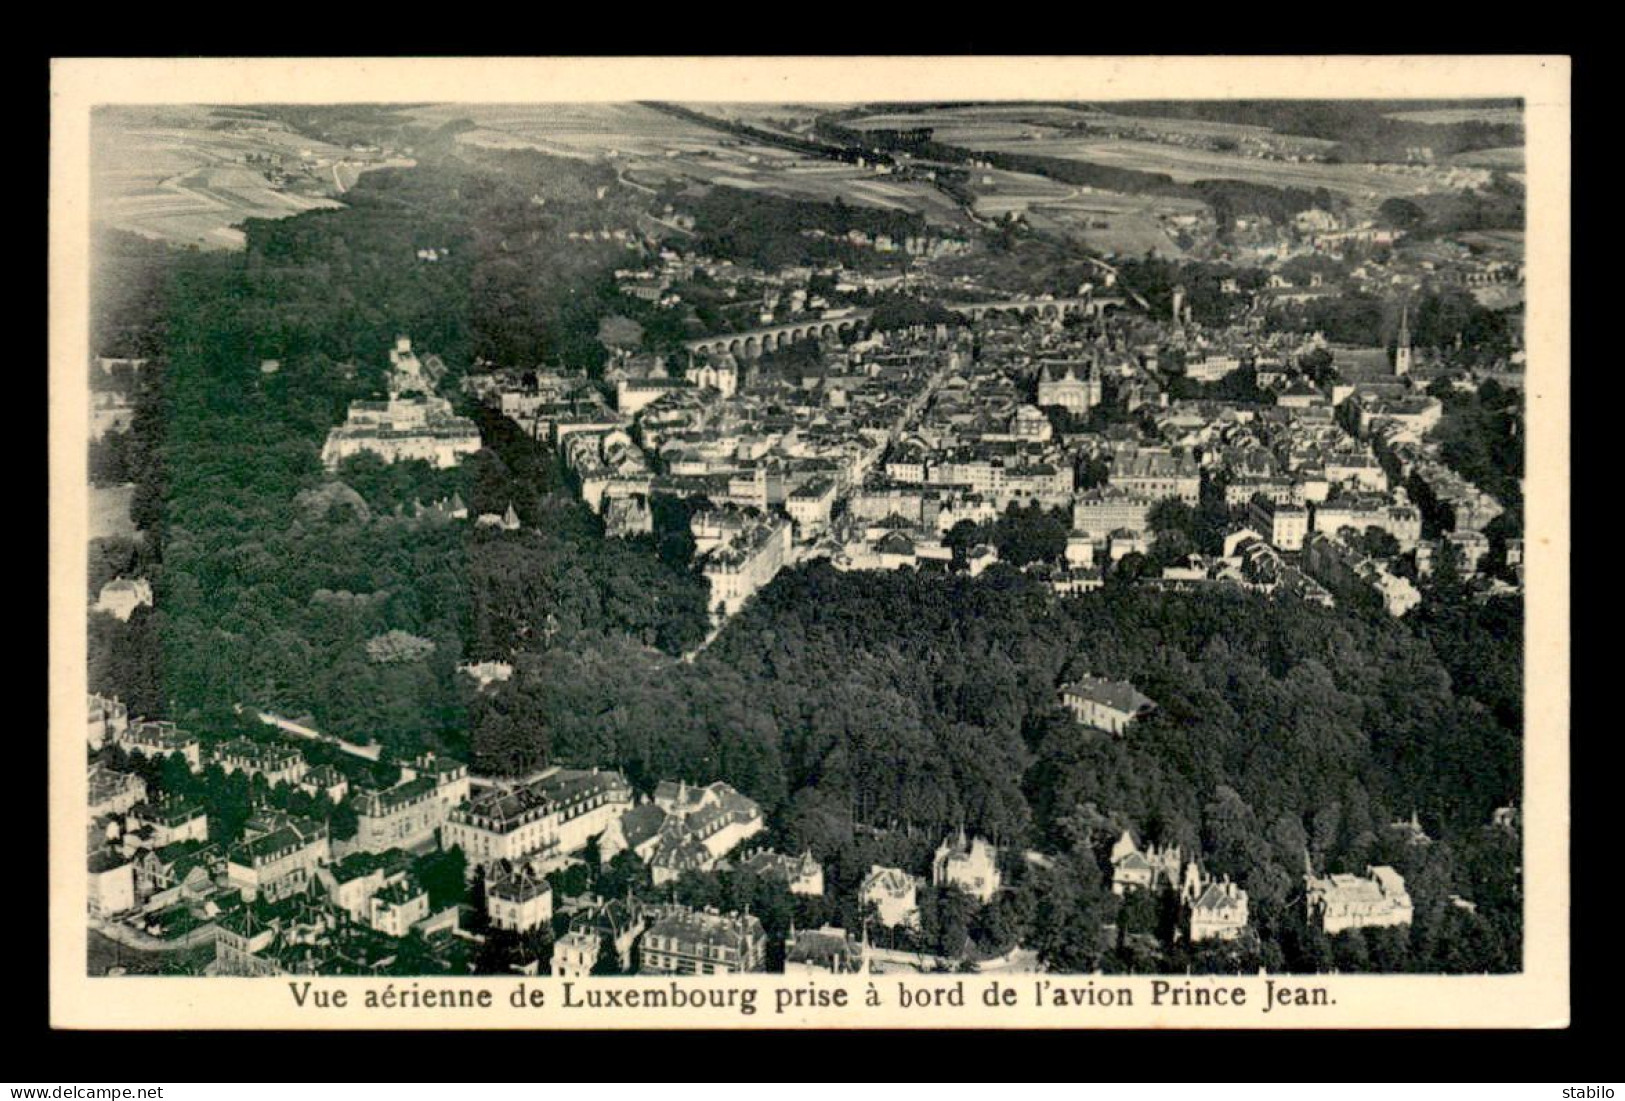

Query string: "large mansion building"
[[321, 337, 481, 470], [443, 768, 632, 869]]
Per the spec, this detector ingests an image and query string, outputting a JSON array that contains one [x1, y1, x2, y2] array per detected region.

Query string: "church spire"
[[1395, 302, 1413, 376]]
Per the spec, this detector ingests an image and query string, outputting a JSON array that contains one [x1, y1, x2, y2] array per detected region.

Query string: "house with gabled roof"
[[1060, 675, 1157, 735], [298, 764, 350, 804], [735, 848, 824, 897], [94, 577, 152, 621], [123, 797, 208, 853], [551, 929, 602, 977], [932, 830, 1001, 903], [316, 848, 410, 922], [1181, 861, 1250, 943], [639, 904, 767, 976], [226, 815, 329, 903], [133, 840, 221, 910], [89, 764, 146, 819], [1110, 829, 1182, 895], [860, 864, 922, 929], [785, 924, 869, 975], [488, 866, 554, 934], [368, 874, 430, 938], [565, 894, 648, 973], [603, 780, 766, 886]]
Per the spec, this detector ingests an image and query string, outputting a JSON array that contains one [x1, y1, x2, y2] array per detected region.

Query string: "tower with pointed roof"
[[1394, 302, 1413, 376]]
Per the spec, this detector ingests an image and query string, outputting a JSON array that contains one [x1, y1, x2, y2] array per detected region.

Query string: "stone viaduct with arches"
[[681, 288, 1139, 362], [684, 311, 875, 362]]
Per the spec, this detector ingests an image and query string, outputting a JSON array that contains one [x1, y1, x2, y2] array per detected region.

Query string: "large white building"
[[94, 577, 152, 621], [639, 905, 768, 976], [487, 867, 555, 933], [117, 720, 202, 773], [1313, 495, 1422, 552], [1060, 676, 1157, 736], [1249, 494, 1310, 552], [321, 338, 481, 470], [226, 815, 331, 903], [601, 780, 766, 886], [1306, 865, 1413, 934], [700, 514, 793, 617], [1036, 360, 1102, 414], [214, 739, 309, 789], [1072, 487, 1153, 541], [443, 768, 632, 870], [1108, 448, 1200, 506], [352, 753, 469, 854]]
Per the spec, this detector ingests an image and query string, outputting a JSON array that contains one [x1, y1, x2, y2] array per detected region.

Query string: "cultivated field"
[[1384, 107, 1525, 125], [964, 167, 1206, 257], [404, 103, 773, 160], [1456, 229, 1524, 257], [406, 103, 975, 228], [848, 104, 1337, 155], [1448, 146, 1524, 170], [972, 137, 1445, 202], [91, 106, 404, 249], [687, 103, 845, 136]]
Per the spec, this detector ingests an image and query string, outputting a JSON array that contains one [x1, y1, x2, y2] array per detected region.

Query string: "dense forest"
[[465, 562, 1522, 973], [87, 148, 713, 755], [679, 186, 928, 272], [1264, 284, 1520, 360]]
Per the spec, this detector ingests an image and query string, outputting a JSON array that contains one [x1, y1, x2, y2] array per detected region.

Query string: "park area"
[[89, 483, 139, 543], [87, 926, 216, 977]]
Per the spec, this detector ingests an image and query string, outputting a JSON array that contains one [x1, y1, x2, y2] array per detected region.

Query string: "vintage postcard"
[[49, 56, 1570, 1029]]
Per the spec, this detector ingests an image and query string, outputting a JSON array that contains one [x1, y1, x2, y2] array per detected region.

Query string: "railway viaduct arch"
[[683, 309, 875, 362]]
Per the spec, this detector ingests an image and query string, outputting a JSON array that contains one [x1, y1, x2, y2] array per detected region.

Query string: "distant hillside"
[[1105, 100, 1524, 162]]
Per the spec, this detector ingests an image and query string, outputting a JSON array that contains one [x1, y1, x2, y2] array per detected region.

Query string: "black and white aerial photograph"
[[52, 57, 1569, 1031]]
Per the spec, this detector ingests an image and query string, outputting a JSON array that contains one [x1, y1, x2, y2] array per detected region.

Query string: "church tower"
[[1394, 303, 1413, 377]]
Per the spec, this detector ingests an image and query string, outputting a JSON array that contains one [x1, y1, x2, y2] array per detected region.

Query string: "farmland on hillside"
[[964, 167, 1207, 257], [1449, 146, 1524, 170], [1384, 107, 1526, 125], [847, 104, 1337, 154], [91, 106, 408, 249], [405, 102, 974, 229], [972, 138, 1450, 203]]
